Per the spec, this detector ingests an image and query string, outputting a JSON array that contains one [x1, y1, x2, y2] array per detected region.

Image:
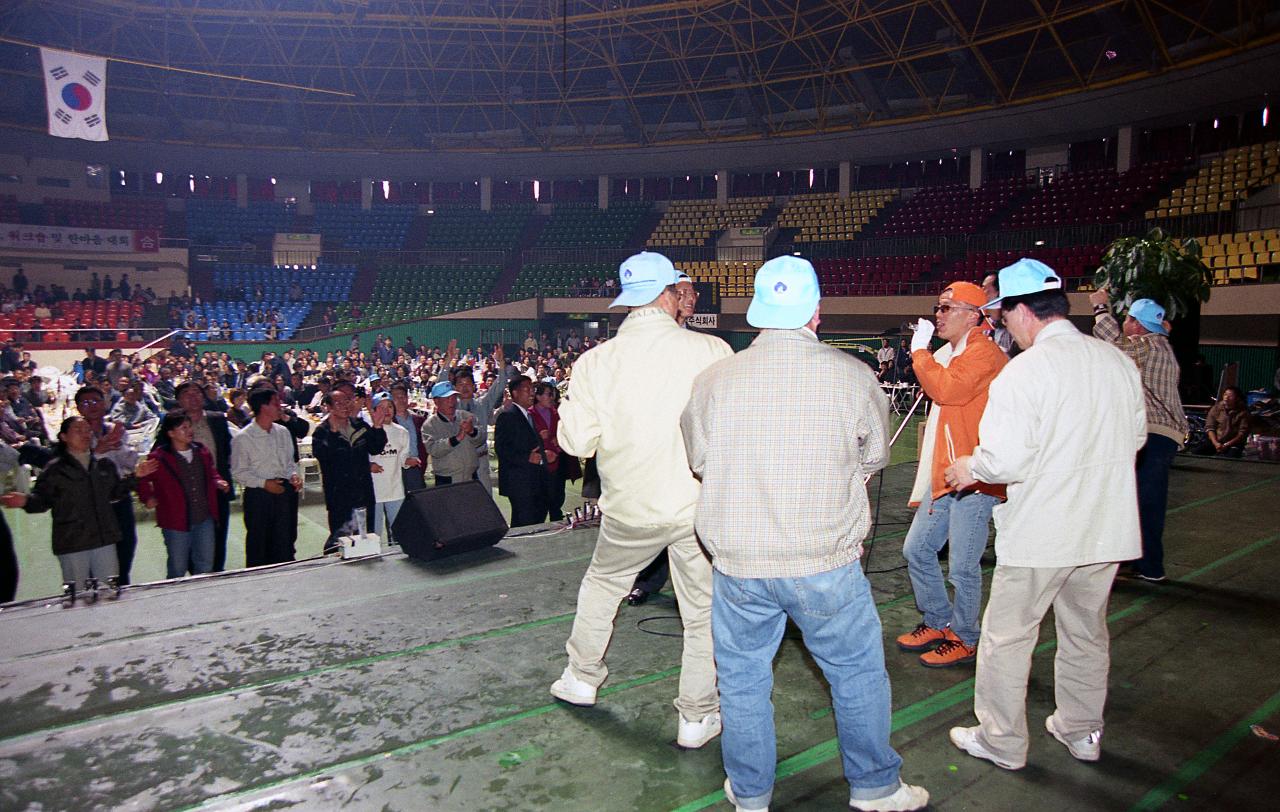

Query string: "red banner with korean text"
[[0, 223, 159, 253]]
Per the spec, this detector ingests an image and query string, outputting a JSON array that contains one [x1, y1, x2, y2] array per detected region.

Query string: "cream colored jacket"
[[558, 306, 732, 527]]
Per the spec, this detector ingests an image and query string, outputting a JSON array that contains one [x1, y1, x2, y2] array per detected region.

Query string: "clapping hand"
[[134, 458, 159, 478]]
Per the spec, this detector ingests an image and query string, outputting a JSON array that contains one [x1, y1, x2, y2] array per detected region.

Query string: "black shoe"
[[626, 587, 649, 606]]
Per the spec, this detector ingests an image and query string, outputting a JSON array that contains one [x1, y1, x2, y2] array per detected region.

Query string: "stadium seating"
[[313, 203, 416, 249], [1199, 229, 1279, 284], [944, 245, 1106, 283], [43, 197, 166, 231], [646, 197, 771, 247], [211, 262, 356, 303], [1006, 162, 1179, 228], [423, 205, 533, 249], [814, 255, 941, 295], [535, 201, 651, 247], [186, 200, 295, 245], [337, 264, 504, 329], [184, 302, 311, 341], [509, 263, 614, 298], [1148, 141, 1280, 218], [676, 259, 770, 297], [877, 178, 1031, 236], [0, 300, 143, 343], [776, 190, 898, 242]]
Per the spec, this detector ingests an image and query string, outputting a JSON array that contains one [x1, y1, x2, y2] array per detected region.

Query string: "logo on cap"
[[623, 269, 632, 279], [774, 281, 787, 293]]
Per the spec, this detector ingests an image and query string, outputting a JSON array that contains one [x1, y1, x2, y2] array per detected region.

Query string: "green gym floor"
[[2, 420, 1278, 811]]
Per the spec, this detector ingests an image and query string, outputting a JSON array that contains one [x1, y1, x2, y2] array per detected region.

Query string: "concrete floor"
[[1, 454, 1278, 811]]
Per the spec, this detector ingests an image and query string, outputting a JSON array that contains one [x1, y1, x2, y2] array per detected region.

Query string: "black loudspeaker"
[[393, 480, 509, 562]]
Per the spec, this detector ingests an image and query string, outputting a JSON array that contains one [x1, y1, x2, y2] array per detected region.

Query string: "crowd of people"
[[0, 245, 1267, 811]]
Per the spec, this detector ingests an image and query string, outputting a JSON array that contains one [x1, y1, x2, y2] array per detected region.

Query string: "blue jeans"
[[372, 499, 403, 542], [162, 518, 215, 579], [713, 561, 903, 810], [1134, 433, 1178, 578], [902, 490, 999, 646]]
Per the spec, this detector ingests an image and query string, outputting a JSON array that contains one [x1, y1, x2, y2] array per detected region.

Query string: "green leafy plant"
[[1093, 227, 1213, 319]]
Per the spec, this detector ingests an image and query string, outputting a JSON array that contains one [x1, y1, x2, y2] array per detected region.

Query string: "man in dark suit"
[[177, 381, 235, 571], [495, 377, 554, 527]]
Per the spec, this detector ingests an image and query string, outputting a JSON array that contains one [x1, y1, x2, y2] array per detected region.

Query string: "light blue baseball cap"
[[610, 251, 680, 308], [747, 256, 821, 329], [982, 257, 1062, 309], [1128, 298, 1168, 335], [429, 380, 457, 399]]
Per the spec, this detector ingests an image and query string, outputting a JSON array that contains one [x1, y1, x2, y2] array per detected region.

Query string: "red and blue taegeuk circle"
[[61, 83, 92, 111]]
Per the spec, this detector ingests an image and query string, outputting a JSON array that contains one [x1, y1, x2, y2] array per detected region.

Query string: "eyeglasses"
[[933, 303, 978, 315]]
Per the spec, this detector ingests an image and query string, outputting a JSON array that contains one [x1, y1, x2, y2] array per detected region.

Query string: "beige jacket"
[[558, 306, 732, 527]]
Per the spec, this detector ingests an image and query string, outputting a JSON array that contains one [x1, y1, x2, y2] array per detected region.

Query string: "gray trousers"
[[563, 515, 718, 720], [475, 452, 494, 497], [57, 544, 120, 590], [971, 561, 1119, 766]]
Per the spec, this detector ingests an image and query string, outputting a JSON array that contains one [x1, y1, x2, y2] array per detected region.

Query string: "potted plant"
[[1093, 227, 1214, 371]]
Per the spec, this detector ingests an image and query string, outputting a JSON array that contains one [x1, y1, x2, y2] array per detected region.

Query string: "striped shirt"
[[681, 328, 889, 578]]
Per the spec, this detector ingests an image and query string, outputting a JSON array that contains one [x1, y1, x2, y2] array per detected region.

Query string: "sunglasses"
[[933, 303, 978, 315]]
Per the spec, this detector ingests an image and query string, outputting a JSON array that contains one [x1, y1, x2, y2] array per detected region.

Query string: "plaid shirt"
[[1093, 313, 1188, 446], [681, 328, 889, 578]]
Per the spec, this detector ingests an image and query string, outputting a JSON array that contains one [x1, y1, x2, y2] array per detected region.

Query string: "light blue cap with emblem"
[[610, 251, 680, 308], [747, 256, 821, 329]]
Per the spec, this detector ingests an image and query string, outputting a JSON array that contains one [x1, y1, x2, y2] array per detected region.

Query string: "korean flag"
[[41, 47, 108, 142]]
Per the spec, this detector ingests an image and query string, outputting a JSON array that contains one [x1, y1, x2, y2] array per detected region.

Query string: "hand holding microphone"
[[909, 319, 935, 353]]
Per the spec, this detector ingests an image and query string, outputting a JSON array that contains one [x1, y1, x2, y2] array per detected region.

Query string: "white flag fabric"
[[40, 47, 108, 142]]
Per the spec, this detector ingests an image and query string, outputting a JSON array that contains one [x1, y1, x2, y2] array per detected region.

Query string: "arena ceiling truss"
[[0, 0, 1275, 153]]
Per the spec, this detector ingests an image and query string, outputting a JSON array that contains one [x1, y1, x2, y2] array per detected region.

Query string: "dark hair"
[[450, 365, 474, 385], [1002, 289, 1069, 321], [73, 386, 104, 405], [154, 411, 191, 450], [1223, 386, 1246, 407], [53, 415, 88, 455], [332, 380, 356, 394], [534, 382, 557, 400], [389, 383, 408, 396], [508, 377, 532, 396], [174, 380, 203, 399], [248, 388, 277, 415]]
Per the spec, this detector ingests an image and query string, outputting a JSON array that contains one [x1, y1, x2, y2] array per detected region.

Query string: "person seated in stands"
[[183, 311, 197, 330], [1192, 386, 1250, 457], [208, 321, 223, 340], [265, 322, 279, 341], [220, 319, 232, 336], [109, 380, 161, 430], [196, 314, 209, 332]]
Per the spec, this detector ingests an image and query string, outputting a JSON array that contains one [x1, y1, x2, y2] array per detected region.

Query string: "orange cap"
[[941, 282, 988, 308]]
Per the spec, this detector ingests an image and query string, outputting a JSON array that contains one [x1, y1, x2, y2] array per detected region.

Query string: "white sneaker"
[[677, 710, 722, 748], [949, 726, 1024, 770], [724, 777, 767, 812], [849, 782, 930, 811], [1045, 715, 1102, 761], [549, 667, 596, 706]]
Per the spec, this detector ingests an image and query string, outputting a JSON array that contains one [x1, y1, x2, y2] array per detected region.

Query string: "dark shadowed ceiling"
[[0, 0, 1276, 153]]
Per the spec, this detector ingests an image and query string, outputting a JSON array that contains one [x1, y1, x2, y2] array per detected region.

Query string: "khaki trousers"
[[564, 514, 718, 720], [972, 561, 1118, 766]]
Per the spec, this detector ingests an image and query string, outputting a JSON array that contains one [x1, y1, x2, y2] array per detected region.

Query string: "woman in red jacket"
[[139, 411, 229, 578], [532, 382, 577, 521]]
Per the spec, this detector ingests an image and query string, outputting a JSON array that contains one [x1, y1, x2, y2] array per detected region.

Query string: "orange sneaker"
[[896, 623, 947, 651], [920, 629, 977, 668]]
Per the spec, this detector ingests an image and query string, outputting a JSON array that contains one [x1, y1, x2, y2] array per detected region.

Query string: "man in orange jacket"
[[896, 282, 1007, 667]]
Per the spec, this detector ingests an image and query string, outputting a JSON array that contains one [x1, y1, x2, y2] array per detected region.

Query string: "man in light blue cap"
[[682, 255, 928, 812], [552, 251, 732, 750], [1089, 287, 1187, 581], [945, 257, 1147, 771], [422, 379, 483, 486]]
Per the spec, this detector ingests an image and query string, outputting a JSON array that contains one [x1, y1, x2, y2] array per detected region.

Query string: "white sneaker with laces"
[[549, 667, 597, 706], [1045, 715, 1102, 761], [677, 710, 722, 748], [949, 726, 1024, 770], [849, 782, 930, 811], [723, 777, 767, 812]]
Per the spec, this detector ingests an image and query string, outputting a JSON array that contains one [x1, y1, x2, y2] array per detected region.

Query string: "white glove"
[[910, 319, 935, 353]]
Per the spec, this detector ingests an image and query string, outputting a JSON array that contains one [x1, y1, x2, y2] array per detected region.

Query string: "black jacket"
[[312, 417, 387, 521], [197, 410, 235, 497], [24, 452, 133, 555], [494, 405, 545, 498]]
